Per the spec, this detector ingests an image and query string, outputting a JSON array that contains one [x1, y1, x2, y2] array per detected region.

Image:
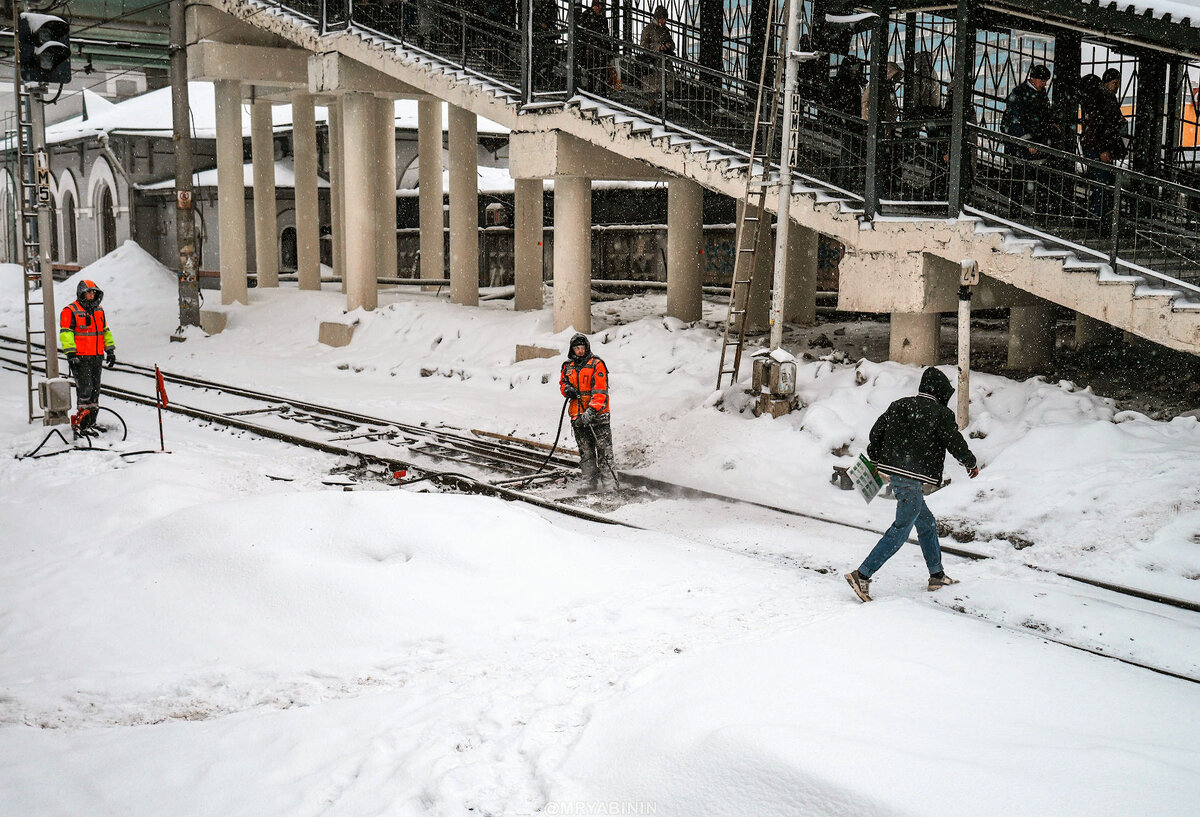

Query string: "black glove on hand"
[[579, 407, 598, 426], [564, 386, 580, 400], [105, 350, 117, 369], [65, 351, 76, 375]]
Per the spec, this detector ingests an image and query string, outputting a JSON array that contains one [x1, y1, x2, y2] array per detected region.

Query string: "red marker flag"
[[155, 366, 169, 408], [155, 365, 169, 453]]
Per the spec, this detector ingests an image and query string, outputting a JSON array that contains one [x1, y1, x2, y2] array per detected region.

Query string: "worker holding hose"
[[60, 278, 116, 435], [560, 333, 615, 492]]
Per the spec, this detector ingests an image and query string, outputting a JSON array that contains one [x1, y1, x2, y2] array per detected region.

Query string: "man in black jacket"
[[1001, 65, 1059, 217], [846, 368, 979, 602], [1081, 68, 1127, 221]]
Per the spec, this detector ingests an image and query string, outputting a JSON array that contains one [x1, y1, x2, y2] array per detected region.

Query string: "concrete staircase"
[[204, 0, 1200, 355]]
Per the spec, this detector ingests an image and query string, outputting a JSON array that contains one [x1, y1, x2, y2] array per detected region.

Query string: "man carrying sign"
[[845, 368, 979, 602]]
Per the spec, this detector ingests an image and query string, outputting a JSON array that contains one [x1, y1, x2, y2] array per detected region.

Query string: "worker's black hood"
[[76, 279, 104, 310], [918, 367, 954, 406], [568, 333, 591, 362]]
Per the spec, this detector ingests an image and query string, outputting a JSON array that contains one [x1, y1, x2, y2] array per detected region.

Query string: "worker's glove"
[[65, 351, 76, 375], [564, 385, 580, 400], [968, 466, 980, 479], [578, 407, 598, 427], [105, 350, 117, 369]]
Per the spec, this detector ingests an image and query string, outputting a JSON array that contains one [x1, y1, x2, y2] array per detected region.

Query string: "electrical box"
[[38, 377, 72, 412], [770, 359, 797, 396], [751, 356, 767, 391]]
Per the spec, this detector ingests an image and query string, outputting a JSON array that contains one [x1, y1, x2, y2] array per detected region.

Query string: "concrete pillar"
[[889, 312, 940, 365], [552, 176, 592, 333], [1075, 312, 1120, 349], [784, 222, 818, 325], [1007, 305, 1057, 369], [745, 203, 774, 332], [250, 98, 279, 289], [667, 178, 704, 322], [448, 104, 479, 306], [214, 79, 248, 305], [418, 98, 444, 285], [514, 177, 544, 311], [291, 91, 321, 291], [375, 96, 398, 282], [328, 100, 346, 288], [341, 93, 378, 312]]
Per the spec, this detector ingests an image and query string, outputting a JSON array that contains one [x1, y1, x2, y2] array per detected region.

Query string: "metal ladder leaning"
[[10, 55, 48, 421], [715, 2, 789, 391]]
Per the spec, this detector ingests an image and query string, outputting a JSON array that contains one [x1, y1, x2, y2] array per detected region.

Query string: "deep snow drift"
[[2, 245, 1199, 815]]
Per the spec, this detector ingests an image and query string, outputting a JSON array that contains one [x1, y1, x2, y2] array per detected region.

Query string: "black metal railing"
[[967, 125, 1200, 287], [879, 119, 952, 206], [256, 0, 1200, 296], [789, 98, 868, 199]]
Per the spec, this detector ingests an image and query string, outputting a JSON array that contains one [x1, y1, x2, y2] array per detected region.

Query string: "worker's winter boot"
[[845, 570, 872, 602], [927, 573, 960, 591]]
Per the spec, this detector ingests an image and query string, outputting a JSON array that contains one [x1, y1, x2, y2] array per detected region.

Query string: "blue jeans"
[[858, 475, 943, 578], [1083, 149, 1116, 224]]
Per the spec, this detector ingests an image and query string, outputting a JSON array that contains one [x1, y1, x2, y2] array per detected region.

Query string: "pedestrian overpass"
[[187, 0, 1200, 367]]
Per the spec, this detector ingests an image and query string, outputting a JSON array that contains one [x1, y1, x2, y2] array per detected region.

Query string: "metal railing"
[[256, 0, 1200, 297], [968, 124, 1200, 290]]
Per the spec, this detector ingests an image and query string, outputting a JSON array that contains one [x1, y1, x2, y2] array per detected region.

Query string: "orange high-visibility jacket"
[[60, 301, 114, 356], [560, 355, 610, 420]]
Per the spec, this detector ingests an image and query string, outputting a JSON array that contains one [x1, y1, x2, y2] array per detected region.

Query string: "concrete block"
[[199, 310, 227, 335], [319, 321, 356, 347], [516, 344, 559, 362]]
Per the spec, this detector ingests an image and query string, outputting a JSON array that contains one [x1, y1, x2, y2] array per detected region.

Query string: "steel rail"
[[5, 337, 1198, 617], [5, 348, 1198, 684], [0, 335, 579, 474]]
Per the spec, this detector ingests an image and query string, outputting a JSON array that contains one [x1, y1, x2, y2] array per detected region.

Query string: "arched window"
[[2, 183, 15, 263], [280, 226, 298, 270], [62, 193, 77, 262], [49, 205, 59, 261], [98, 186, 116, 256]]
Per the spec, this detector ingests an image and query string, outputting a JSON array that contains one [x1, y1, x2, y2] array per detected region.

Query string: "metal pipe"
[[769, 0, 805, 351]]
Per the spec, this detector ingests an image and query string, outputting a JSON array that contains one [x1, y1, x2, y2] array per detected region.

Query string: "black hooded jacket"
[[866, 368, 976, 486]]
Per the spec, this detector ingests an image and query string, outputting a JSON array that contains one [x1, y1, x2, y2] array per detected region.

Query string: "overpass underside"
[[189, 0, 1200, 366]]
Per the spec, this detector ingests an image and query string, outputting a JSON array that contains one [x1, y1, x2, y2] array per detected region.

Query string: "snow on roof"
[[1088, 0, 1200, 26], [138, 159, 329, 191], [395, 163, 665, 196], [47, 83, 508, 147]]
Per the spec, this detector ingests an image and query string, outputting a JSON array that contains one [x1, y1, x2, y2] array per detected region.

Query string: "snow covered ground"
[[2, 244, 1199, 815]]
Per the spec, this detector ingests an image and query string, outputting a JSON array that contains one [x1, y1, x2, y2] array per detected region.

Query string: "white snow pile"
[[554, 602, 1197, 817], [3, 244, 1200, 815]]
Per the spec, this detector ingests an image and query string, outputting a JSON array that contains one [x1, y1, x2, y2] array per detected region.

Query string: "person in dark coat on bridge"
[[827, 55, 865, 118], [1080, 67, 1128, 222], [1001, 65, 1060, 217], [845, 368, 979, 602], [577, 0, 616, 94]]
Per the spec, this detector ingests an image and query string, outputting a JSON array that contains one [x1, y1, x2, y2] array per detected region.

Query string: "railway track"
[[3, 335, 1198, 684]]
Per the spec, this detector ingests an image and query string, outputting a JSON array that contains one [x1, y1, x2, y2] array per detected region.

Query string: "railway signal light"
[[18, 12, 72, 85]]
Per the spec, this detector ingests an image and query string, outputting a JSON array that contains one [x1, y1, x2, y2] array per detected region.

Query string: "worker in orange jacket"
[[559, 333, 614, 490], [60, 279, 116, 434]]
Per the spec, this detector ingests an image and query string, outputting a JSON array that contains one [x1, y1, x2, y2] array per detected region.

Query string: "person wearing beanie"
[[559, 333, 615, 491]]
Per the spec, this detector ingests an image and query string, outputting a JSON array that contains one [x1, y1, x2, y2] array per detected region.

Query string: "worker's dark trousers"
[[72, 355, 103, 427], [572, 417, 614, 485]]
